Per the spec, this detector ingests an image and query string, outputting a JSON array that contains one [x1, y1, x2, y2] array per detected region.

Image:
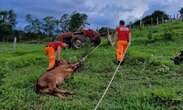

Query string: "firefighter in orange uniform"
[[45, 41, 67, 70], [115, 20, 131, 64]]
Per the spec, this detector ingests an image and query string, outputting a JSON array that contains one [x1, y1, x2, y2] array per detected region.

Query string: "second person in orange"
[[115, 20, 131, 64]]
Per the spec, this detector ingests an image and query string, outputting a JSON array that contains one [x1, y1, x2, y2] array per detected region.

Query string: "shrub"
[[147, 30, 153, 41], [146, 30, 159, 43], [163, 31, 174, 41], [152, 30, 158, 33]]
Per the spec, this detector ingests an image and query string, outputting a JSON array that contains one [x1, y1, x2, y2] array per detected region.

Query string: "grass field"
[[1, 21, 183, 110]]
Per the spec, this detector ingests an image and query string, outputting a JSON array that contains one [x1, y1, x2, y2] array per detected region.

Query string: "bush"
[[147, 30, 153, 41], [146, 30, 159, 43], [163, 31, 174, 41]]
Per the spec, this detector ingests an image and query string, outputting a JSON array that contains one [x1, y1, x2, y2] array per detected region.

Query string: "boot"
[[47, 63, 55, 71]]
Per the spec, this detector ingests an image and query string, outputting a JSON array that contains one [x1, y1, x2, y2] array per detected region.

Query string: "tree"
[[98, 27, 115, 36], [59, 13, 70, 32], [132, 10, 169, 26], [23, 11, 89, 38], [0, 10, 16, 27], [0, 23, 12, 41], [58, 12, 88, 32], [54, 19, 61, 34], [42, 16, 58, 36], [24, 14, 42, 34], [68, 12, 88, 32], [0, 10, 16, 41], [7, 10, 16, 28], [179, 7, 183, 19]]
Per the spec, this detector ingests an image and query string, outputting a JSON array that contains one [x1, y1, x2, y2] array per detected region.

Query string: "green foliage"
[[42, 16, 59, 36], [163, 31, 174, 41], [147, 30, 154, 42], [0, 9, 16, 41], [98, 27, 115, 37], [179, 7, 183, 15], [23, 12, 88, 40], [133, 10, 169, 26], [68, 12, 88, 32], [24, 14, 42, 34], [59, 13, 70, 32]]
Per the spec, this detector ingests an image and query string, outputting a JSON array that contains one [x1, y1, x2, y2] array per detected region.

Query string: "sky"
[[0, 0, 183, 30]]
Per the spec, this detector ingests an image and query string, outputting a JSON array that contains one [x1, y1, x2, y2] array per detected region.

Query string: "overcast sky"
[[0, 0, 183, 29]]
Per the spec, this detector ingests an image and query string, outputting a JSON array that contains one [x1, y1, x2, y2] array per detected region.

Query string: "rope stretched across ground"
[[79, 38, 131, 110], [93, 41, 131, 110], [81, 41, 104, 62]]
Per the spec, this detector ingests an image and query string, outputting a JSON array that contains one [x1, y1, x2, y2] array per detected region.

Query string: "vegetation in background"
[[0, 10, 16, 41], [24, 12, 88, 36], [179, 7, 183, 19], [0, 20, 183, 110], [1, 8, 183, 42], [98, 27, 115, 37], [132, 10, 169, 26], [0, 10, 88, 42]]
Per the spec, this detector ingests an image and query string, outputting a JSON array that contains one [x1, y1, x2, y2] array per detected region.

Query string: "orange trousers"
[[116, 40, 128, 62], [45, 47, 55, 70]]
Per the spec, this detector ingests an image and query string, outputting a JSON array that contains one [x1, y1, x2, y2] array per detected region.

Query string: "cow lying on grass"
[[171, 51, 183, 65], [36, 60, 82, 99]]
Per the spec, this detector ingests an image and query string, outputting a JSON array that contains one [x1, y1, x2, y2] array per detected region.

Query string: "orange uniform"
[[116, 26, 130, 62], [45, 41, 65, 70]]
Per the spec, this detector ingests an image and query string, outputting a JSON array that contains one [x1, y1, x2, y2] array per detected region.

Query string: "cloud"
[[145, 0, 183, 16], [0, 0, 182, 30]]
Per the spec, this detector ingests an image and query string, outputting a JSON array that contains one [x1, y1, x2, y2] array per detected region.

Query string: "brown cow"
[[36, 60, 82, 99]]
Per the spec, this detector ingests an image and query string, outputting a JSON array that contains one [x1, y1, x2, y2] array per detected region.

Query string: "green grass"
[[1, 21, 183, 110]]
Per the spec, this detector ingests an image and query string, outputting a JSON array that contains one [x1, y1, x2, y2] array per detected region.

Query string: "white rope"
[[93, 41, 131, 110], [81, 41, 104, 62]]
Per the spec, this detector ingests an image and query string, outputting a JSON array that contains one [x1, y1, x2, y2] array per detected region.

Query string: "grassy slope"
[[0, 21, 183, 110]]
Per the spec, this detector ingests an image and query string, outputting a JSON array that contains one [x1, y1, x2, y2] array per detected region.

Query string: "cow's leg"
[[55, 80, 73, 96], [55, 88, 73, 95], [48, 82, 65, 99], [39, 88, 50, 94], [52, 93, 66, 100], [41, 88, 66, 99], [48, 82, 62, 95]]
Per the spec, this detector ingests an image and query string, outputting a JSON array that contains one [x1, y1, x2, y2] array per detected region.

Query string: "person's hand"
[[64, 43, 69, 48]]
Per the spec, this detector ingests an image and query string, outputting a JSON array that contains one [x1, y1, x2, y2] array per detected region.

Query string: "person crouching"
[[45, 41, 67, 71]]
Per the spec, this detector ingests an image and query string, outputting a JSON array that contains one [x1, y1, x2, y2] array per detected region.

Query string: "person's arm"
[[57, 46, 61, 61], [128, 31, 132, 46], [114, 28, 119, 46], [114, 32, 118, 41], [62, 42, 68, 48]]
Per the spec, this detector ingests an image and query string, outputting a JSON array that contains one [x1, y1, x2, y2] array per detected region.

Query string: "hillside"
[[0, 21, 183, 110]]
